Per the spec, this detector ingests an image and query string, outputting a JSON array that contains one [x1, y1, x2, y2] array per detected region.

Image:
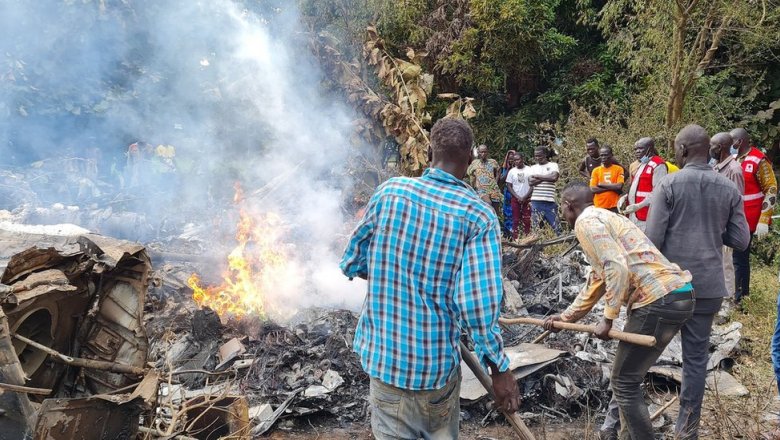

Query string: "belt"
[[660, 290, 694, 304]]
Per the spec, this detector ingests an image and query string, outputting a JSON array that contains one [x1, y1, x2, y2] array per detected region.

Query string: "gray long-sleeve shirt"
[[645, 163, 750, 299]]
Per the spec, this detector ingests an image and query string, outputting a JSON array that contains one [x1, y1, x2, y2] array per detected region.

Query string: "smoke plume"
[[0, 1, 368, 317]]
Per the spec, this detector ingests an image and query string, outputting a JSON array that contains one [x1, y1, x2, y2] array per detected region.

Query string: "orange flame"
[[188, 187, 289, 320]]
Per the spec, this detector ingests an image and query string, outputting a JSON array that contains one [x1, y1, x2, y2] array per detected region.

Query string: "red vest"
[[740, 147, 766, 232], [634, 156, 665, 221]]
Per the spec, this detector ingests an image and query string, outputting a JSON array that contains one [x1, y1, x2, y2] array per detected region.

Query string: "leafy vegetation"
[[304, 0, 780, 169]]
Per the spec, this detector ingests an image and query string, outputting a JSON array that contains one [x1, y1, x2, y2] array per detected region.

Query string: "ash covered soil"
[[143, 238, 774, 439]]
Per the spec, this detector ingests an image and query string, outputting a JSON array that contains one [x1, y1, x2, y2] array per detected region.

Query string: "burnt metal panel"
[[78, 238, 150, 394], [1, 232, 150, 395], [32, 397, 141, 440]]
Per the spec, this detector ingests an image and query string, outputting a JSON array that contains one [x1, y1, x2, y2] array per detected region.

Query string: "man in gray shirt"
[[711, 132, 746, 298], [645, 124, 750, 439]]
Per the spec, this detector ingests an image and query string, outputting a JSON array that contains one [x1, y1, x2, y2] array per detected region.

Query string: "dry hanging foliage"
[[364, 26, 476, 175], [310, 33, 388, 147], [311, 28, 476, 175]]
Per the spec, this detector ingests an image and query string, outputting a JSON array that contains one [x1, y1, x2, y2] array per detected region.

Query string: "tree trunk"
[[666, 5, 688, 147]]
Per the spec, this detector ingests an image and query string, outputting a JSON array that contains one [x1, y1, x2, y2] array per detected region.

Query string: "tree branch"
[[683, 15, 731, 95], [684, 0, 701, 17]]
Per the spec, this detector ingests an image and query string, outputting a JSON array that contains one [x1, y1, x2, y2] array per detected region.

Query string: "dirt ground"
[[262, 386, 780, 439], [266, 422, 591, 439]]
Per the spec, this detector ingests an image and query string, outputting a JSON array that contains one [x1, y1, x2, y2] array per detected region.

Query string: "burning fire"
[[188, 184, 290, 320]]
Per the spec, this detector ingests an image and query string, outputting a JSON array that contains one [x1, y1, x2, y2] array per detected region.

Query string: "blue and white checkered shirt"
[[340, 167, 511, 390]]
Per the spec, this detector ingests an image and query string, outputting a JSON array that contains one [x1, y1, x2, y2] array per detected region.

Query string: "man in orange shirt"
[[590, 146, 625, 212]]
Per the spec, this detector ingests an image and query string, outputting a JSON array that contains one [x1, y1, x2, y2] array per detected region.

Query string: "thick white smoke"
[[0, 1, 368, 316]]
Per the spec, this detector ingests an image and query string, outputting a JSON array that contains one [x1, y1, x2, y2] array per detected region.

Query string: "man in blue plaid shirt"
[[341, 118, 520, 439]]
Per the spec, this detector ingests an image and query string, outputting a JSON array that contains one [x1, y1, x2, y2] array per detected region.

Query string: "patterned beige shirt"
[[561, 206, 692, 322]]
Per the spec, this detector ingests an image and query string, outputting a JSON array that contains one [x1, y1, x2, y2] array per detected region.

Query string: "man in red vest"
[[730, 127, 777, 303], [623, 137, 668, 232]]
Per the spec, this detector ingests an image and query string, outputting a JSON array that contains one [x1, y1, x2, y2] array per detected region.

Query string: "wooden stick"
[[12, 333, 145, 375], [498, 317, 656, 347], [502, 234, 575, 249], [0, 382, 52, 395], [531, 330, 552, 344], [650, 395, 678, 421], [459, 342, 536, 440]]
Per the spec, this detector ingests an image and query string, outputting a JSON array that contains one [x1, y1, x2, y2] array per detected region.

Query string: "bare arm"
[[579, 158, 590, 179], [506, 173, 521, 200], [598, 182, 624, 192], [538, 171, 559, 182], [589, 169, 605, 193]]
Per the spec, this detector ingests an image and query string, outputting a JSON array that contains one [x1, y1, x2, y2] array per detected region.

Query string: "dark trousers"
[[732, 236, 752, 301], [510, 197, 531, 238], [613, 294, 694, 440], [675, 297, 723, 440]]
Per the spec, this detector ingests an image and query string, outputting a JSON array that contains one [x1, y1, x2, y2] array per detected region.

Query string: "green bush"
[[752, 228, 780, 267]]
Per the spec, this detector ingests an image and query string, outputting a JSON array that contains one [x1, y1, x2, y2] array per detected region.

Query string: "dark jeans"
[[674, 297, 723, 440], [733, 236, 752, 301], [530, 200, 561, 235], [612, 293, 694, 440], [510, 197, 531, 238]]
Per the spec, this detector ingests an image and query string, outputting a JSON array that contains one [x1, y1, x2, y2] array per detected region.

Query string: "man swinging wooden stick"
[[543, 182, 695, 440]]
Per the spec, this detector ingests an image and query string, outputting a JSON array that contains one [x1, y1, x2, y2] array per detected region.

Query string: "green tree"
[[592, 0, 780, 132]]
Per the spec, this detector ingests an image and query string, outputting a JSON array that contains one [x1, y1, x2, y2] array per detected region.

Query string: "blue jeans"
[[369, 371, 461, 439], [503, 188, 514, 235], [772, 290, 780, 399], [530, 200, 561, 235]]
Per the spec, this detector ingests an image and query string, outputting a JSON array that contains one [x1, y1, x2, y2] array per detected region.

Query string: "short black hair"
[[562, 181, 593, 203], [599, 144, 613, 155], [431, 118, 473, 158], [563, 180, 589, 193], [586, 137, 599, 146], [534, 146, 549, 157]]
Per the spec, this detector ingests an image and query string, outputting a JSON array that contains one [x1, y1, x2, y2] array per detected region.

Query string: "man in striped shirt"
[[340, 118, 520, 439], [528, 146, 561, 235]]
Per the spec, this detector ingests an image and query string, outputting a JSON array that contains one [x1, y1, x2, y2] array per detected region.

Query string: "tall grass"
[[698, 261, 780, 438]]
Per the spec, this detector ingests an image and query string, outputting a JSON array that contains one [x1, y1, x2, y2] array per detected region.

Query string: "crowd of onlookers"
[[466, 128, 778, 439], [466, 131, 776, 305]]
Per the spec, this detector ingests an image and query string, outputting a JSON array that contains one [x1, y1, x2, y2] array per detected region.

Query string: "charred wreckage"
[[0, 225, 746, 439]]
